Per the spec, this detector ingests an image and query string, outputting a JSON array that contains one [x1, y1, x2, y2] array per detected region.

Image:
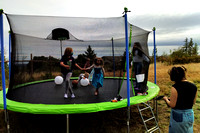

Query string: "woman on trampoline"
[[132, 42, 150, 95], [163, 66, 197, 133], [86, 57, 105, 96], [60, 47, 84, 98]]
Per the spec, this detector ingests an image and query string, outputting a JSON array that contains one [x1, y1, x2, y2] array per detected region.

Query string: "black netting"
[[6, 14, 151, 103]]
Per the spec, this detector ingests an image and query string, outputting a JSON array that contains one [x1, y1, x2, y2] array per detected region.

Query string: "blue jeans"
[[169, 109, 194, 133]]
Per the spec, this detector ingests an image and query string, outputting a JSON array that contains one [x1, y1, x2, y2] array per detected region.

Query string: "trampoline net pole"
[[124, 7, 131, 133], [1, 10, 10, 133], [153, 27, 158, 121]]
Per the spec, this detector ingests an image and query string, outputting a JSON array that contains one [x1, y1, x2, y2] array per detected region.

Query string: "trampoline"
[[0, 11, 160, 115], [0, 78, 159, 114]]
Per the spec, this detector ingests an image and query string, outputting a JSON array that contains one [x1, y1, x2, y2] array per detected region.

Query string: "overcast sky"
[[1, 0, 200, 53]]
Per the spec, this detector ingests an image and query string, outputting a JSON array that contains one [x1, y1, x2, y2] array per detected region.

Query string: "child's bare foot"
[[94, 90, 98, 96]]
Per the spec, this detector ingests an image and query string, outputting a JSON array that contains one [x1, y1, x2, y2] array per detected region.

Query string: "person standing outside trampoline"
[[60, 47, 84, 98], [163, 66, 197, 133]]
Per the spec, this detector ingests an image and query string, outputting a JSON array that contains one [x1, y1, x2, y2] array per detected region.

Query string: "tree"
[[183, 38, 189, 55], [169, 37, 199, 64], [188, 38, 194, 56], [173, 38, 198, 57], [170, 47, 187, 58], [192, 43, 198, 56], [182, 38, 198, 56], [75, 45, 96, 67], [83, 45, 96, 60]]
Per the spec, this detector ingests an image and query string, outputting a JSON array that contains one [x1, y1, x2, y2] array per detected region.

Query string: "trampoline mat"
[[7, 79, 134, 104]]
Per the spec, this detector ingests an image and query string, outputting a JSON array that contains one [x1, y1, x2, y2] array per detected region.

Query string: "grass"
[[0, 62, 200, 132]]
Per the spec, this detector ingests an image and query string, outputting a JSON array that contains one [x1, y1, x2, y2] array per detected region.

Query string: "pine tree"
[[171, 37, 199, 58], [183, 37, 188, 55], [75, 45, 96, 67], [192, 43, 198, 56], [83, 45, 96, 60], [188, 38, 194, 56]]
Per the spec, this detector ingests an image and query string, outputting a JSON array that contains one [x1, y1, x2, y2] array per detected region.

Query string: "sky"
[[1, 0, 200, 56]]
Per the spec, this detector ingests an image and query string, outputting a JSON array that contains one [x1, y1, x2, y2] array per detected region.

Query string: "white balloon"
[[80, 78, 89, 86], [55, 76, 63, 85]]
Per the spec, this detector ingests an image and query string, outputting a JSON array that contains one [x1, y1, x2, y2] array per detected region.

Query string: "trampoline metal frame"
[[0, 79, 160, 114]]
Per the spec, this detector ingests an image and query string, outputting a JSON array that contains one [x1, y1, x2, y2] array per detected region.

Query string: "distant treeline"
[[152, 55, 200, 65], [151, 38, 200, 65]]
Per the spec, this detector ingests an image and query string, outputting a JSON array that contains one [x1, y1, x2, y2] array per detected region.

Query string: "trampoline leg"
[[66, 114, 69, 133], [153, 97, 159, 121], [127, 106, 130, 133], [4, 109, 10, 133], [156, 98, 158, 121]]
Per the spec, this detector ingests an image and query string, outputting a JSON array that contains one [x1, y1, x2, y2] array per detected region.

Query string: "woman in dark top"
[[132, 42, 150, 95], [163, 66, 197, 133]]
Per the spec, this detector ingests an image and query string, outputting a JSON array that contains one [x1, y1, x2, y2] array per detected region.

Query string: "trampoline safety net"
[[5, 14, 151, 104]]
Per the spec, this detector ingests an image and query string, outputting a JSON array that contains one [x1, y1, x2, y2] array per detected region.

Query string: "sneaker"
[[71, 94, 75, 98], [117, 95, 123, 101], [143, 92, 148, 96], [111, 99, 118, 102], [64, 94, 68, 98], [137, 93, 143, 96], [137, 92, 148, 96]]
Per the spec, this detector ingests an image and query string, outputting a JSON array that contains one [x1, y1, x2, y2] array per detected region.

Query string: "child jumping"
[[86, 57, 105, 96], [60, 47, 84, 98]]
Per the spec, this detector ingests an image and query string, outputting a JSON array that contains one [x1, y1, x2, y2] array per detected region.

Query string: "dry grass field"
[[0, 62, 200, 133]]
